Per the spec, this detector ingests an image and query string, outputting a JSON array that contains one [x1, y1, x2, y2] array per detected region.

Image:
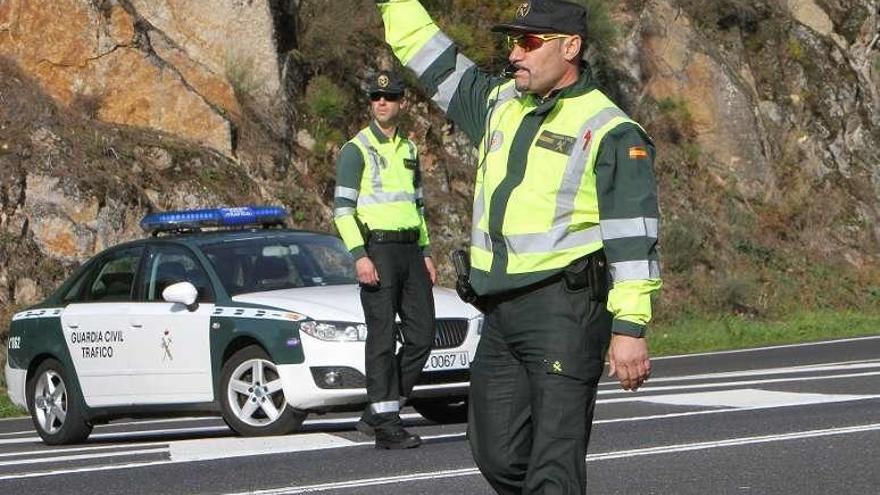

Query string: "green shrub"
[[662, 216, 705, 272], [574, 0, 618, 54], [305, 76, 350, 125]]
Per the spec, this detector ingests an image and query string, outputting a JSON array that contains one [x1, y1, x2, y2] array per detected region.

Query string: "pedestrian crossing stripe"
[[638, 389, 870, 408]]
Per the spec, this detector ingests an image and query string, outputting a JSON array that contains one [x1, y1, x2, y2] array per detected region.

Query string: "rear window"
[[200, 234, 355, 296]]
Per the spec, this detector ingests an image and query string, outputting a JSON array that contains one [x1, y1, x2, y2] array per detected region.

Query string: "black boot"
[[355, 418, 376, 437], [375, 426, 422, 449]]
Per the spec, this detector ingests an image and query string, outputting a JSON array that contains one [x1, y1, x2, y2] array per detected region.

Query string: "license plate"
[[423, 350, 469, 371]]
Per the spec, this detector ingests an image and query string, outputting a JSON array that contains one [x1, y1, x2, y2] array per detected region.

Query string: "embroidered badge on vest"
[[629, 146, 648, 159], [403, 158, 418, 170], [489, 130, 504, 152], [536, 130, 576, 156]]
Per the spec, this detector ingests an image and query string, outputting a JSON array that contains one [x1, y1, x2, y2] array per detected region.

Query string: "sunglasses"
[[506, 33, 569, 52], [369, 93, 401, 102]]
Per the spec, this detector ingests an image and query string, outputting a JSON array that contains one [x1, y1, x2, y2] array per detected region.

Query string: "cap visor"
[[491, 23, 557, 34]]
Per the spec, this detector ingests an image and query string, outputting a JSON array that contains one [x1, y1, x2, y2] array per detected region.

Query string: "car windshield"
[[200, 233, 356, 296]]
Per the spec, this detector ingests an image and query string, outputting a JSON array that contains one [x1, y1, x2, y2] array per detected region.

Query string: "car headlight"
[[300, 321, 367, 342], [473, 314, 485, 336]]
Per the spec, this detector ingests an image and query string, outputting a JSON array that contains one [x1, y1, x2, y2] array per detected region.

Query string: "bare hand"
[[608, 334, 651, 391], [424, 256, 437, 285], [355, 256, 379, 286]]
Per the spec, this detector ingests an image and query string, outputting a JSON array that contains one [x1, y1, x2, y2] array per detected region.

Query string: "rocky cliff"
[[1, 0, 878, 336]]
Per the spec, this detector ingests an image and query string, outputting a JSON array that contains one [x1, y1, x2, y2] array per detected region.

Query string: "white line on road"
[[587, 422, 880, 461], [0, 413, 425, 439], [599, 370, 880, 396], [0, 425, 229, 446], [0, 442, 167, 459], [594, 395, 880, 424], [0, 447, 167, 467], [600, 359, 880, 386], [652, 335, 880, 360], [0, 432, 462, 481], [222, 423, 880, 494]]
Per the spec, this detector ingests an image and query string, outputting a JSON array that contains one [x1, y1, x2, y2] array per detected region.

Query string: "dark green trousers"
[[468, 276, 611, 494], [360, 241, 435, 430]]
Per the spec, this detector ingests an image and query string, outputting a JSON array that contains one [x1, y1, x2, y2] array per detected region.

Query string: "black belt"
[[482, 250, 607, 305], [368, 229, 420, 243]]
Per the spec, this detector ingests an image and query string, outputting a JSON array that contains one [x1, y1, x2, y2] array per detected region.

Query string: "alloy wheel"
[[226, 358, 287, 427]]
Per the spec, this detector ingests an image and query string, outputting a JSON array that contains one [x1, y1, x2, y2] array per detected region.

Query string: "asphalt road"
[[2, 335, 879, 494]]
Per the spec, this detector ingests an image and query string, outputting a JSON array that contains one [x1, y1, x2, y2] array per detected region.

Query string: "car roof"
[[95, 229, 339, 255]]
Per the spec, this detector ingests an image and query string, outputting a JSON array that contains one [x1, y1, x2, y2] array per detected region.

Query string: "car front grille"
[[396, 318, 469, 350], [432, 318, 469, 349]]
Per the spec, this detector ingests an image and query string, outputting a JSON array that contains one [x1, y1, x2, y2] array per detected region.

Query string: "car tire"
[[220, 345, 306, 437], [27, 358, 93, 445], [412, 397, 469, 425]]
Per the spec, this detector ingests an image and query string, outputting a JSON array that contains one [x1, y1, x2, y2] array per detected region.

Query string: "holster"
[[451, 249, 479, 305], [563, 251, 609, 302]]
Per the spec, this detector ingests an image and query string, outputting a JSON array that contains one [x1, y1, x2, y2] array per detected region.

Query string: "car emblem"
[[161, 329, 174, 361]]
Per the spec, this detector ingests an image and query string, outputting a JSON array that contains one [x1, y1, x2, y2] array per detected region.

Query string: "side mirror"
[[162, 281, 199, 311]]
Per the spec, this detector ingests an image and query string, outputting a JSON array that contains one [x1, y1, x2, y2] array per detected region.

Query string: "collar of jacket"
[[369, 120, 400, 144], [529, 65, 597, 116]]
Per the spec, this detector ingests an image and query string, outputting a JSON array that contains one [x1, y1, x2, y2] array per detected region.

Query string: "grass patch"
[[649, 310, 880, 356], [0, 368, 26, 418], [0, 388, 26, 418]]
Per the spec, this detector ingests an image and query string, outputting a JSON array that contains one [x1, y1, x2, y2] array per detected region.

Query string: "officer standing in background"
[[333, 70, 437, 450], [375, 0, 661, 492]]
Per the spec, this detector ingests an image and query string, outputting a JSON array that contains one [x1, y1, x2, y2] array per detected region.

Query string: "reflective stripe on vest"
[[356, 132, 384, 193], [407, 31, 453, 77]]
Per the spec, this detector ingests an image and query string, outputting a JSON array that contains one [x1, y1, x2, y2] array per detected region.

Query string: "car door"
[[61, 246, 144, 407], [125, 243, 214, 404]]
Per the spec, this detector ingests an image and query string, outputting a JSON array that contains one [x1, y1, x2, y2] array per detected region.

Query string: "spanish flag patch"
[[629, 146, 648, 159]]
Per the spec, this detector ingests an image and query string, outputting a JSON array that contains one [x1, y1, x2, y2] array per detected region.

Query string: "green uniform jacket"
[[333, 120, 431, 260], [377, 0, 662, 337]]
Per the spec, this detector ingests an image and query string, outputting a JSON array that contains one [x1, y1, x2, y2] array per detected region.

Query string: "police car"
[[4, 207, 481, 445]]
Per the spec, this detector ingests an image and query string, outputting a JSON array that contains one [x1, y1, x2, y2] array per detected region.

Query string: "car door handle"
[[130, 324, 144, 329], [67, 325, 79, 330]]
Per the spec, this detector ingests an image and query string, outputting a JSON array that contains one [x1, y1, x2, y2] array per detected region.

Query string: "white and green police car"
[[4, 207, 481, 444]]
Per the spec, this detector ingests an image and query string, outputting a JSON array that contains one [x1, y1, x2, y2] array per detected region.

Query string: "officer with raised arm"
[[333, 70, 437, 450], [375, 0, 661, 491]]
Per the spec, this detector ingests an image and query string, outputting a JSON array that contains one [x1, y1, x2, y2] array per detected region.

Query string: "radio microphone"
[[501, 64, 517, 78]]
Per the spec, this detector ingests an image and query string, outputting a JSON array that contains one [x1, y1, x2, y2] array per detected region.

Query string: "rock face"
[[0, 0, 285, 155]]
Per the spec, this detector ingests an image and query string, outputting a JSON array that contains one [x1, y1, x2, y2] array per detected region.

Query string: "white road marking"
[[0, 432, 463, 481], [0, 442, 166, 459], [0, 413, 424, 439], [222, 423, 880, 494], [586, 423, 880, 461], [595, 395, 880, 424], [636, 389, 870, 408], [599, 370, 880, 396], [0, 425, 228, 446], [652, 335, 880, 360], [599, 359, 880, 386], [0, 447, 167, 467], [169, 433, 356, 462]]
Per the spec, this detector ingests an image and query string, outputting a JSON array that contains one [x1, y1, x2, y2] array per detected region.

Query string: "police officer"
[[375, 0, 661, 491], [333, 70, 436, 450]]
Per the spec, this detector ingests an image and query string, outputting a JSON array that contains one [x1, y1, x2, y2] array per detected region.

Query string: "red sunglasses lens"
[[519, 36, 544, 51], [508, 35, 546, 52]]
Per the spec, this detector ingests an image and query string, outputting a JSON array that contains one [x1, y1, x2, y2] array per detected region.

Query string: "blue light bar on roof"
[[140, 206, 288, 233]]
